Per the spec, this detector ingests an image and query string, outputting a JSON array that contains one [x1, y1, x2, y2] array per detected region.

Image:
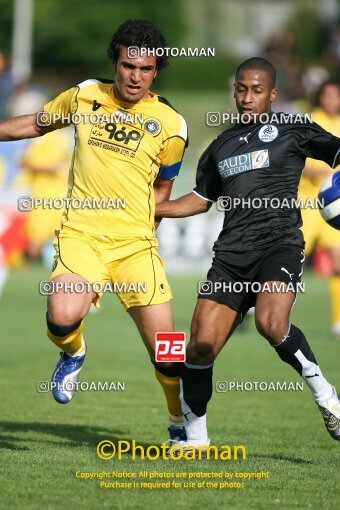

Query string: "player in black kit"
[[156, 57, 340, 449]]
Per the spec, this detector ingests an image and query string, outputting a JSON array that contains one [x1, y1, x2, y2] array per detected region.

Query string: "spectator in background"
[[20, 130, 71, 260], [7, 80, 70, 261], [263, 30, 305, 107], [299, 80, 340, 337], [9, 80, 46, 117], [325, 22, 340, 75], [302, 65, 329, 102]]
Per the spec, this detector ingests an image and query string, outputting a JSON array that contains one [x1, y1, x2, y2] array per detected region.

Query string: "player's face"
[[112, 46, 157, 103], [319, 84, 340, 117], [234, 69, 277, 116]]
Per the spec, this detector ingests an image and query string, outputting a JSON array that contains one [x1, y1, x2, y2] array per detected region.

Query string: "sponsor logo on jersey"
[[88, 122, 143, 152], [218, 149, 270, 177], [258, 124, 278, 142], [143, 118, 162, 136]]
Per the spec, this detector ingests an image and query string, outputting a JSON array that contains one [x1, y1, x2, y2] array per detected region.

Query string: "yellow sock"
[[47, 321, 84, 355], [155, 369, 183, 423], [329, 275, 340, 326]]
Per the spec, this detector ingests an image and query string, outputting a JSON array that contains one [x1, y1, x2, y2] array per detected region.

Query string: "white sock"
[[180, 379, 209, 445], [294, 350, 333, 403]]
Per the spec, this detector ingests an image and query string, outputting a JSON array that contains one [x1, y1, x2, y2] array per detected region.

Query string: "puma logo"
[[281, 267, 294, 281], [183, 411, 191, 421], [239, 132, 251, 144]]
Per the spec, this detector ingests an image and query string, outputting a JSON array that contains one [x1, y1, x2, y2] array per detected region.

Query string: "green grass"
[[0, 266, 340, 510]]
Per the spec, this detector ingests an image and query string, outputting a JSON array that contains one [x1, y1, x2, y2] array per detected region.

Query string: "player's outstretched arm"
[[0, 113, 53, 141], [155, 191, 212, 218]]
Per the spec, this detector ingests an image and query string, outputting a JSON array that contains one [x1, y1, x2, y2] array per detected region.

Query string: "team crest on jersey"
[[258, 124, 278, 143], [143, 118, 162, 137]]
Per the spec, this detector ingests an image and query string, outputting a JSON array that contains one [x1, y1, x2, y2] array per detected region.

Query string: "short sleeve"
[[43, 87, 79, 129], [301, 122, 340, 169], [158, 115, 187, 180], [193, 143, 221, 202]]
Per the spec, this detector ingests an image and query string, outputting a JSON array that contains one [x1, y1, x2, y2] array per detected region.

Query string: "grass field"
[[1, 265, 340, 510]]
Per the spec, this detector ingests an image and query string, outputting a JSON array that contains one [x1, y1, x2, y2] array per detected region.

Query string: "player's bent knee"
[[255, 315, 289, 342], [187, 341, 215, 365], [51, 300, 90, 322], [47, 299, 87, 325], [46, 315, 82, 338]]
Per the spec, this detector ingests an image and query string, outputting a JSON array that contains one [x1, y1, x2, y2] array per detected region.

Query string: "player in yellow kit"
[[299, 80, 340, 336], [46, 77, 186, 309], [0, 20, 188, 442]]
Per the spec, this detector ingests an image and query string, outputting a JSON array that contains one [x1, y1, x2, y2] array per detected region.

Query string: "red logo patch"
[[155, 332, 186, 362]]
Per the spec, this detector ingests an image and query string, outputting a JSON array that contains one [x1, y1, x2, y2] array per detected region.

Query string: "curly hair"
[[107, 19, 169, 71]]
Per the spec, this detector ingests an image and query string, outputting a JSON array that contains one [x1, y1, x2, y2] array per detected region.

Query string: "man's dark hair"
[[235, 57, 276, 88], [107, 19, 169, 71], [315, 79, 340, 106]]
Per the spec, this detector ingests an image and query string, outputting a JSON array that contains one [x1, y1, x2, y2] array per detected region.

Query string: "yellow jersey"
[[43, 79, 187, 237], [300, 108, 340, 198]]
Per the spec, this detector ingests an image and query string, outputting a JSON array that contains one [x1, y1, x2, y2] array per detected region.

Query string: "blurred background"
[[0, 0, 339, 317], [1, 4, 340, 505]]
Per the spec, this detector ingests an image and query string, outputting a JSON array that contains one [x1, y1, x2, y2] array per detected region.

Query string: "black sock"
[[274, 324, 332, 401], [274, 324, 317, 375], [180, 363, 213, 417]]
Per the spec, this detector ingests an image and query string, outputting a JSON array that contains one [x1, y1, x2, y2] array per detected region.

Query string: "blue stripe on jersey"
[[158, 161, 182, 180]]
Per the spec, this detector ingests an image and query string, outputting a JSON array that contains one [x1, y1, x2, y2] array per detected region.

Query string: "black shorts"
[[198, 243, 305, 315]]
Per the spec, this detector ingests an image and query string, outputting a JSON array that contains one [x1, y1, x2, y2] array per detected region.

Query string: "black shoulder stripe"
[[158, 95, 189, 148], [158, 95, 178, 113], [94, 78, 114, 84]]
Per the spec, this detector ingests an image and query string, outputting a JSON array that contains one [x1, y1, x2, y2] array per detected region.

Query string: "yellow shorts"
[[51, 226, 172, 310], [301, 204, 340, 256]]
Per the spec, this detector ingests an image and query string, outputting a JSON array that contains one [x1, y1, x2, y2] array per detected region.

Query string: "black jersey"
[[194, 114, 340, 252]]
